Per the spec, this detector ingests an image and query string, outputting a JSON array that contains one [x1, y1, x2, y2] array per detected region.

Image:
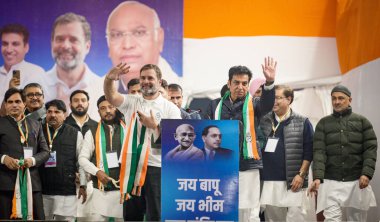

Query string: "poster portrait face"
[[1, 32, 29, 69], [106, 1, 164, 78], [51, 21, 91, 71]]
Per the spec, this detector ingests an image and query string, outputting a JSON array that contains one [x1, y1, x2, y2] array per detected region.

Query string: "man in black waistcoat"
[[0, 88, 49, 220], [79, 95, 135, 221], [39, 99, 87, 221]]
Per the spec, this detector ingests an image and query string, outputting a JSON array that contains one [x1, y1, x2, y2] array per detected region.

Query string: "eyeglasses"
[[106, 29, 154, 44], [26, 93, 43, 99], [275, 96, 285, 101]]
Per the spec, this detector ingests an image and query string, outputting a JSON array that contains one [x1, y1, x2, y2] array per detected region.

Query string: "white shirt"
[[0, 60, 45, 103], [41, 64, 102, 121], [79, 130, 102, 176], [117, 93, 181, 167]]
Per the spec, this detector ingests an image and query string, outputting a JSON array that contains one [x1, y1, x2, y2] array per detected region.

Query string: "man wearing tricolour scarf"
[[104, 63, 181, 221], [79, 95, 127, 221], [0, 88, 49, 220], [206, 57, 277, 222]]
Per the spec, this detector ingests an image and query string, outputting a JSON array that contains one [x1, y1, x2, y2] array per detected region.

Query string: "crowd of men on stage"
[[0, 1, 378, 221]]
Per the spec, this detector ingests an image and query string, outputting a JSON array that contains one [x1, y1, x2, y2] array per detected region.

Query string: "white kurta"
[[78, 130, 123, 219], [260, 181, 311, 210], [316, 179, 376, 214]]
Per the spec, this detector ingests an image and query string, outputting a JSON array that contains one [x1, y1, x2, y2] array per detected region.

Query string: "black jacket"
[[206, 86, 275, 171], [0, 116, 49, 191], [40, 124, 79, 195], [64, 114, 98, 136]]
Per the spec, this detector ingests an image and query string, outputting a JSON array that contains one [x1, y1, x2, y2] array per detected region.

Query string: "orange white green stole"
[[95, 121, 126, 191], [215, 91, 260, 160], [11, 159, 33, 220], [119, 112, 150, 202]]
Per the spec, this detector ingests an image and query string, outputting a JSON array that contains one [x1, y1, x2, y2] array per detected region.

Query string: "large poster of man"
[[0, 0, 183, 111], [161, 119, 239, 221]]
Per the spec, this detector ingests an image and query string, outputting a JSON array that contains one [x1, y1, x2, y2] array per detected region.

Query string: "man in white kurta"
[[40, 100, 87, 222], [78, 96, 124, 221], [309, 85, 377, 221]]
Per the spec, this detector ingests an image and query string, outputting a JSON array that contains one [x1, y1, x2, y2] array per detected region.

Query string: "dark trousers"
[[123, 191, 146, 221], [0, 190, 44, 220], [144, 166, 161, 221]]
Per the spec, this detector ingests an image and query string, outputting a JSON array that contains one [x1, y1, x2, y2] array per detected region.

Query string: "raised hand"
[[105, 63, 130, 81], [261, 56, 277, 83]]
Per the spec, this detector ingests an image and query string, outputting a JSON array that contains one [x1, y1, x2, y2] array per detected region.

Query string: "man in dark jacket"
[[40, 99, 87, 221], [206, 57, 276, 222], [0, 88, 49, 220], [260, 85, 313, 221], [309, 85, 377, 221]]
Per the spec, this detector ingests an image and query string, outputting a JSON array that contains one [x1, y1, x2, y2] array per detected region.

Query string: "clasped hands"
[[3, 155, 33, 170]]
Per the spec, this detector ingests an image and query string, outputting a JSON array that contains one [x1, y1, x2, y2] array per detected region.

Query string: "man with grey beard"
[[104, 63, 181, 221], [40, 12, 102, 121]]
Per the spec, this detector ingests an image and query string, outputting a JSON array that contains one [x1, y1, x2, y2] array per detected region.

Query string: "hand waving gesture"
[[105, 63, 130, 81], [261, 56, 277, 83]]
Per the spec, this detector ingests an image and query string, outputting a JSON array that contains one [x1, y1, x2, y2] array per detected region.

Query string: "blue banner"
[[162, 119, 239, 221]]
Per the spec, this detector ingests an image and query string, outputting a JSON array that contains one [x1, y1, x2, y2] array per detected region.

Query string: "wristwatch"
[[297, 171, 307, 179]]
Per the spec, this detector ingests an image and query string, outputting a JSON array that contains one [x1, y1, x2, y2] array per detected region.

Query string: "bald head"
[[106, 1, 160, 36], [106, 0, 165, 79], [175, 124, 196, 149]]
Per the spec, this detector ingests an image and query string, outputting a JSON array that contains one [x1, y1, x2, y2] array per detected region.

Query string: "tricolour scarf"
[[119, 112, 150, 202], [95, 121, 125, 190], [214, 91, 260, 160], [11, 159, 33, 220]]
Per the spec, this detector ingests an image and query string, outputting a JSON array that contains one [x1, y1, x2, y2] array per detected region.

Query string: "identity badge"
[[45, 151, 57, 168], [265, 137, 279, 153], [23, 147, 33, 159], [106, 151, 119, 168]]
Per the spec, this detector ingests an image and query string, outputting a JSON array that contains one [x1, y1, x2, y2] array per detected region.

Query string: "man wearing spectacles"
[[259, 85, 314, 221], [23, 83, 46, 121], [106, 1, 179, 94], [165, 124, 204, 162], [40, 13, 102, 121]]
